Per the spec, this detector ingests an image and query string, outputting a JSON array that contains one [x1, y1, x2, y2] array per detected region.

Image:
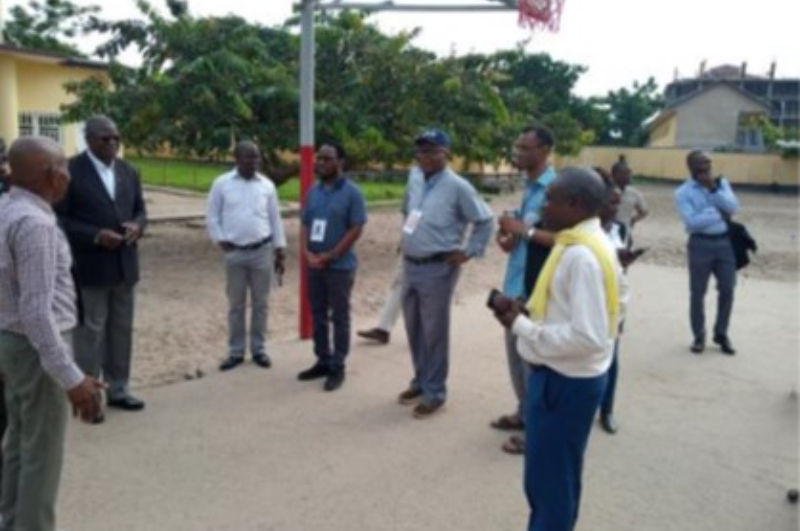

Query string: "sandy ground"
[[133, 182, 799, 387], [54, 181, 799, 531]]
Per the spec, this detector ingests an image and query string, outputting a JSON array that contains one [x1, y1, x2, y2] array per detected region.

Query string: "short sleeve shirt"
[[302, 177, 367, 271]]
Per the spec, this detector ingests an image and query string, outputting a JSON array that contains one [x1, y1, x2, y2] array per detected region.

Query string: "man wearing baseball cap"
[[397, 129, 495, 418]]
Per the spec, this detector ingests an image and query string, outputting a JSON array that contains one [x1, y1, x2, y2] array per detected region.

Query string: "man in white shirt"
[[490, 167, 622, 531], [207, 141, 287, 371]]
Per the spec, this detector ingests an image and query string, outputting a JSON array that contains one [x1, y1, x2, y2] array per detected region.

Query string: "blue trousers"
[[308, 268, 355, 371], [599, 339, 620, 414], [525, 367, 607, 531]]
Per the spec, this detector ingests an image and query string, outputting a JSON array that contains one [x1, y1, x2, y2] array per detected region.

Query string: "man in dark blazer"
[[56, 115, 147, 412]]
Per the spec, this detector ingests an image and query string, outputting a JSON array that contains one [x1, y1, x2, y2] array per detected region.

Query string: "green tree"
[[2, 0, 99, 56], [64, 0, 300, 180], [598, 77, 663, 146]]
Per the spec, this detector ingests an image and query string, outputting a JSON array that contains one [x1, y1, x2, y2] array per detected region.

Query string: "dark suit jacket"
[[56, 152, 147, 287], [728, 220, 757, 270]]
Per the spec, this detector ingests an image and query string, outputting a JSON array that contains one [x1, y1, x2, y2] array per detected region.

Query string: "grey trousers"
[[74, 284, 135, 399], [687, 235, 737, 340], [0, 331, 70, 531], [377, 257, 405, 332], [403, 261, 460, 405], [225, 246, 274, 359], [505, 328, 530, 419]]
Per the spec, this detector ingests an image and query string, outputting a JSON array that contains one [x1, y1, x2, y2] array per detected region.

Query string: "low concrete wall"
[[555, 147, 799, 188]]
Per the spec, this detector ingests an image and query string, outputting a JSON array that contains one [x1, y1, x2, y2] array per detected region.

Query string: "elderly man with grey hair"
[[0, 136, 104, 531], [490, 166, 624, 531], [55, 115, 148, 414]]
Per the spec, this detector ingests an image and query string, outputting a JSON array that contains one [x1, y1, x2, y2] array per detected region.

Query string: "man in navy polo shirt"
[[298, 142, 367, 391]]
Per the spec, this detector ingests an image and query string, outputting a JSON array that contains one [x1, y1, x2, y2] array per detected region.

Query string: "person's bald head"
[[85, 115, 121, 165], [542, 166, 607, 231], [8, 136, 70, 203]]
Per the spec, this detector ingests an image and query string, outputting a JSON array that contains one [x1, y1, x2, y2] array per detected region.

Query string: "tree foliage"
[[2, 0, 99, 57], [52, 2, 664, 176], [597, 77, 663, 146]]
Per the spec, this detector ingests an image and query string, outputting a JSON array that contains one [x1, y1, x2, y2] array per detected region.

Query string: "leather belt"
[[232, 236, 272, 251], [528, 363, 549, 372], [404, 252, 450, 265], [691, 232, 728, 240]]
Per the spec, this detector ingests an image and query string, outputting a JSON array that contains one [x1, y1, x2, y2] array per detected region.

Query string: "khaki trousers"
[[0, 331, 69, 531]]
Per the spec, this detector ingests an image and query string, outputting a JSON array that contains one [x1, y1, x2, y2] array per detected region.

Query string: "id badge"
[[403, 210, 423, 235], [310, 219, 327, 242]]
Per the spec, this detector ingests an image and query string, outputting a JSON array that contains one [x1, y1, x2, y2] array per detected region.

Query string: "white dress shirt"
[[206, 170, 287, 248], [511, 218, 623, 378], [87, 150, 116, 199]]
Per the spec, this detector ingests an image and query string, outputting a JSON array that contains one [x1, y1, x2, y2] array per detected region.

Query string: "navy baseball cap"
[[414, 129, 451, 148]]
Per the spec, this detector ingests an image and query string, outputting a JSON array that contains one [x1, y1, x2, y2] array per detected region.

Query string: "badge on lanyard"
[[310, 219, 327, 242], [403, 209, 423, 235]]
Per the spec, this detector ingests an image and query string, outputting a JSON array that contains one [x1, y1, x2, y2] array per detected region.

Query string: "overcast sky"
[[4, 0, 799, 97]]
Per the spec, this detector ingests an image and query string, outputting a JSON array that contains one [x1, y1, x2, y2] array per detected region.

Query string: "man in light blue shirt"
[[491, 125, 556, 454], [675, 150, 740, 355], [398, 129, 494, 418]]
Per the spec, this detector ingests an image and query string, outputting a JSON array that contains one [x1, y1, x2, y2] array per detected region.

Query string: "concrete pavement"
[[57, 264, 798, 531]]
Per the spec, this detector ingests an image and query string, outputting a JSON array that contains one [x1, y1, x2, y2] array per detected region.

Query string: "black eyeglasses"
[[100, 135, 121, 143]]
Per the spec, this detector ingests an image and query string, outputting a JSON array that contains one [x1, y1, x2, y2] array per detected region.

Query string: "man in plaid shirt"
[[0, 136, 103, 531]]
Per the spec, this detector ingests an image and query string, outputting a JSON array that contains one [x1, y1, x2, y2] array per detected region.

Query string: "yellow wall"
[[0, 53, 107, 155], [556, 146, 800, 187], [648, 114, 677, 148], [0, 56, 19, 147]]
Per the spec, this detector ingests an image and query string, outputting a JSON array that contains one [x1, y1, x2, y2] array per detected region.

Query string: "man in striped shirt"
[[0, 136, 103, 531]]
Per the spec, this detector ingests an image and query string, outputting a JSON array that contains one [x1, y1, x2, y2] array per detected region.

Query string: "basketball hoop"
[[518, 0, 565, 32]]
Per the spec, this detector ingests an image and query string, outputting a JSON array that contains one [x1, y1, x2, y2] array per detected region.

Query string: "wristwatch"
[[526, 227, 537, 240]]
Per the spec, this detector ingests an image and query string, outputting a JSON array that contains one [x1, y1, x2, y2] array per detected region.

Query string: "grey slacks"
[[402, 260, 460, 406], [0, 331, 70, 531], [225, 246, 274, 359], [74, 284, 135, 400], [687, 235, 736, 340]]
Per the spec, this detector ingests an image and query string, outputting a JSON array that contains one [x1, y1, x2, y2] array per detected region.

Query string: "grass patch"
[[129, 157, 406, 202]]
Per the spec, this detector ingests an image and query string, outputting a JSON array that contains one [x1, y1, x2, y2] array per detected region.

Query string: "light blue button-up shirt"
[[401, 167, 494, 259], [501, 166, 556, 298], [674, 177, 739, 235]]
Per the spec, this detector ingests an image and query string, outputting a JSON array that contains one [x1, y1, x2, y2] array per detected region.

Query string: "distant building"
[[647, 63, 799, 152], [0, 43, 108, 155]]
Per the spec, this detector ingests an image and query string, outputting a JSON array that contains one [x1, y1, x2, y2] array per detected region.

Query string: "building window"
[[18, 113, 63, 144]]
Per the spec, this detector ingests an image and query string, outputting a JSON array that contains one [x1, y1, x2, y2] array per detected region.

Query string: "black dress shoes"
[[600, 412, 618, 434], [690, 338, 705, 354], [297, 362, 330, 381], [107, 395, 145, 411], [357, 328, 390, 344], [219, 357, 244, 371], [713, 335, 736, 355], [324, 369, 345, 392], [253, 354, 272, 368]]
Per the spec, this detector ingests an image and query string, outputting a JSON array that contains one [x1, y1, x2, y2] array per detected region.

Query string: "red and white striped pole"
[[298, 0, 315, 339]]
